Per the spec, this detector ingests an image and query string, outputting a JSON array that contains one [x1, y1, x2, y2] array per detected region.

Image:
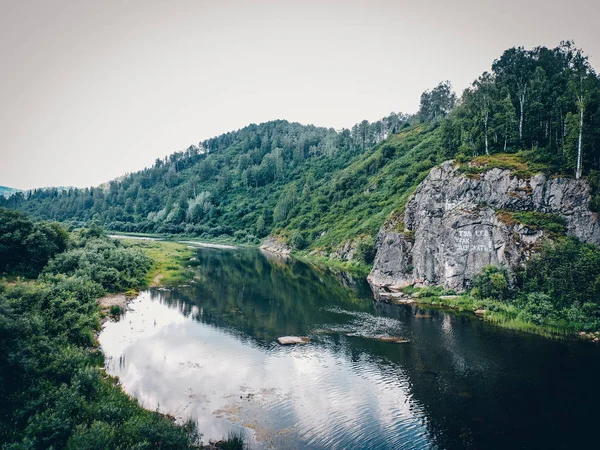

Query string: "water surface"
[[99, 247, 600, 449]]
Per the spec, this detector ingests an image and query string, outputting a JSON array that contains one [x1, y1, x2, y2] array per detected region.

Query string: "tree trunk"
[[518, 83, 526, 140], [519, 93, 525, 140], [484, 112, 489, 155], [576, 95, 584, 179]]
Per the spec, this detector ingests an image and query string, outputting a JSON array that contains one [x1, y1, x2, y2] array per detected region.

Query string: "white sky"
[[1, 0, 599, 190]]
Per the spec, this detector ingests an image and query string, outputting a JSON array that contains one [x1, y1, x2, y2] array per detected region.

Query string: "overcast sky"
[[1, 0, 599, 190]]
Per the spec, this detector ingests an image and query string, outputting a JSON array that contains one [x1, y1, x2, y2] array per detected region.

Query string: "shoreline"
[[372, 287, 600, 342], [112, 234, 599, 342]]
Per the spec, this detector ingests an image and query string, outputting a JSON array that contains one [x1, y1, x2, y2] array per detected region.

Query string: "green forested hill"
[[3, 42, 600, 262]]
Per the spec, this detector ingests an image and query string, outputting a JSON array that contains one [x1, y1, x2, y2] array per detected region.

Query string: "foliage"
[[470, 265, 510, 301], [0, 208, 69, 277], [0, 216, 238, 448], [442, 42, 600, 180], [354, 235, 376, 264], [419, 81, 457, 122], [518, 237, 600, 310], [462, 237, 600, 333], [43, 234, 152, 293], [588, 169, 600, 212]]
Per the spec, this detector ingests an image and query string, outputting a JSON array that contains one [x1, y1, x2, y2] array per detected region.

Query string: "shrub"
[[518, 292, 555, 325], [355, 235, 376, 264], [291, 232, 307, 250], [471, 265, 510, 300]]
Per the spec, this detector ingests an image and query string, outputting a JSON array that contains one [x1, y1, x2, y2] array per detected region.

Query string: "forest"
[[2, 43, 599, 261]]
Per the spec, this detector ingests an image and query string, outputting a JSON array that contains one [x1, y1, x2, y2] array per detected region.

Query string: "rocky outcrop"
[[368, 161, 600, 292], [260, 236, 292, 256]]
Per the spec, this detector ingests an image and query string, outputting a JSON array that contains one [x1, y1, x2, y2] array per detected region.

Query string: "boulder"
[[277, 336, 309, 345]]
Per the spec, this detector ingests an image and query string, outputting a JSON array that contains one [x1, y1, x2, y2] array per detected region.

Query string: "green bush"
[[517, 293, 555, 325], [0, 208, 69, 277], [44, 235, 152, 293], [291, 232, 308, 250], [471, 265, 510, 300], [521, 237, 600, 309], [355, 235, 376, 264]]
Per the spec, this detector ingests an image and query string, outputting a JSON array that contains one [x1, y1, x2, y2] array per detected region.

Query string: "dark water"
[[99, 247, 600, 449]]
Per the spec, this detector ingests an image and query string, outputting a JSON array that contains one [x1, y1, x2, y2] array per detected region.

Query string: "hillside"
[[1, 115, 441, 259], [3, 42, 600, 267]]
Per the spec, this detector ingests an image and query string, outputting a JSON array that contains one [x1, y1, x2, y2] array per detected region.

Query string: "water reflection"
[[100, 247, 600, 449]]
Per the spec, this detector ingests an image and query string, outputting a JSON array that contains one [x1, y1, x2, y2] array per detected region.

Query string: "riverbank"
[[376, 286, 600, 341], [112, 231, 372, 279], [99, 236, 247, 448], [116, 238, 196, 286]]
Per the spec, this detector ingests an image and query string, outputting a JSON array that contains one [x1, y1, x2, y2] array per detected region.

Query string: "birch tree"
[[569, 51, 593, 179]]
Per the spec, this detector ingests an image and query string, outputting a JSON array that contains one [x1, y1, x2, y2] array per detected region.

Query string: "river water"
[[99, 246, 599, 449]]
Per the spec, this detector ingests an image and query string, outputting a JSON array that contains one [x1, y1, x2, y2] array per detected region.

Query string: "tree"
[[419, 81, 457, 122], [492, 47, 535, 140], [472, 72, 497, 154], [568, 50, 595, 178]]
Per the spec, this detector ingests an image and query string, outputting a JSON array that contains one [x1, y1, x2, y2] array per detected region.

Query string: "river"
[[99, 246, 599, 449]]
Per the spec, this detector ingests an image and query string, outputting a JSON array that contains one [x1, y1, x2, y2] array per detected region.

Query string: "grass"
[[402, 287, 582, 339], [496, 209, 567, 234], [120, 239, 195, 286], [456, 152, 543, 179]]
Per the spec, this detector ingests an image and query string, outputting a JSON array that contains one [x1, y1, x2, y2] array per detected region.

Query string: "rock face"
[[368, 161, 600, 292], [260, 236, 292, 255]]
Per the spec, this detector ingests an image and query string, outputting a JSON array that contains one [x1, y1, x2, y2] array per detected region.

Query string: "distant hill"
[[0, 186, 22, 199], [2, 42, 600, 265]]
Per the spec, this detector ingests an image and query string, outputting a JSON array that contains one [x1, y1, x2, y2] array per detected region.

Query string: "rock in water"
[[277, 336, 309, 345], [369, 160, 600, 292]]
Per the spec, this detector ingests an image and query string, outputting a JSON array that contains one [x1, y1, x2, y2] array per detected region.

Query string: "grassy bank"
[[111, 231, 372, 280], [401, 286, 599, 340], [119, 239, 195, 286]]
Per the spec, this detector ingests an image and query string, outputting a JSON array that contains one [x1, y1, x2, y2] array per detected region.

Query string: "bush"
[[471, 265, 510, 300], [44, 236, 152, 293], [0, 208, 69, 276], [291, 232, 307, 250], [517, 292, 555, 325], [355, 235, 376, 264], [521, 237, 600, 309]]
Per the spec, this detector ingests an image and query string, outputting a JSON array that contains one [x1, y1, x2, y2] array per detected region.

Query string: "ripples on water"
[[101, 292, 430, 449], [99, 247, 600, 450]]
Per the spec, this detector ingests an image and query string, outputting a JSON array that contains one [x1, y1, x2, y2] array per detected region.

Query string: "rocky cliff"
[[368, 160, 600, 292]]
